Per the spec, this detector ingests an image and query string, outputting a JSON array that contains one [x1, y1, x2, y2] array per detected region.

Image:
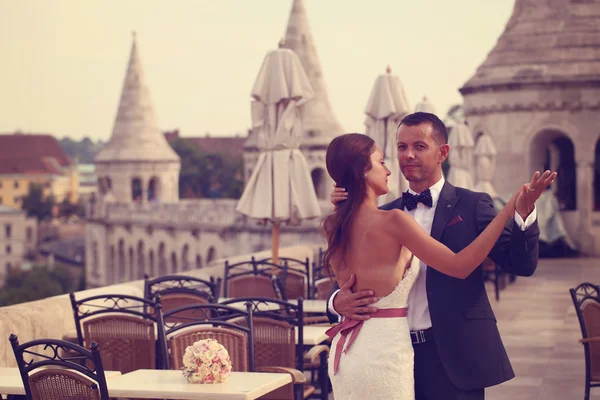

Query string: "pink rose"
[[203, 373, 215, 383]]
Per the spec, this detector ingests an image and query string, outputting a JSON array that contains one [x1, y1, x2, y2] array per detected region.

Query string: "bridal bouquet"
[[181, 339, 232, 383]]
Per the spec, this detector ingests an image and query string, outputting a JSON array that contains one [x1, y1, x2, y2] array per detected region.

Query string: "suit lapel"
[[430, 182, 459, 241]]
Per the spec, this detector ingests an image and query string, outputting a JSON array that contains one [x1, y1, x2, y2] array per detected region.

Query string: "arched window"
[[149, 250, 155, 277], [92, 241, 99, 278], [148, 177, 160, 202], [158, 243, 166, 275], [311, 168, 328, 200], [530, 130, 576, 210], [206, 247, 216, 265], [128, 247, 134, 280], [118, 239, 126, 282], [171, 251, 178, 273], [131, 178, 142, 202], [182, 245, 190, 271], [109, 245, 115, 284], [195, 254, 202, 269], [137, 241, 145, 279], [595, 139, 600, 210]]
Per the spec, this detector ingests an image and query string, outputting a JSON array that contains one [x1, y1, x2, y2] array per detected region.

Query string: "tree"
[[58, 197, 85, 218], [169, 138, 244, 199], [0, 265, 75, 306], [21, 183, 55, 221], [59, 137, 104, 164]]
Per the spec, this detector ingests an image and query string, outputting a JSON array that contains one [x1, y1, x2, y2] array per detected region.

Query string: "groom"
[[327, 112, 554, 400]]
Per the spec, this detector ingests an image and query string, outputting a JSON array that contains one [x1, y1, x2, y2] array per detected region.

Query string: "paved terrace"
[[484, 258, 599, 400]]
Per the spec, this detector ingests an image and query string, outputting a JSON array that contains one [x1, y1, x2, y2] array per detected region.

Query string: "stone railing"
[[87, 199, 333, 229], [0, 244, 320, 368]]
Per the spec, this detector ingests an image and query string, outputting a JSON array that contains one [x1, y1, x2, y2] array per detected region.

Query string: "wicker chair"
[[69, 293, 167, 373], [9, 334, 109, 400], [221, 297, 330, 400], [144, 274, 222, 321], [223, 257, 290, 299], [570, 282, 600, 400], [161, 303, 255, 373], [481, 258, 501, 301], [258, 257, 312, 300]]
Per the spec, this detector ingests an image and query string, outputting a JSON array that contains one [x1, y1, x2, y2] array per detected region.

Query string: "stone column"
[[139, 178, 146, 205], [473, 134, 497, 198], [548, 143, 560, 194], [576, 161, 596, 255]]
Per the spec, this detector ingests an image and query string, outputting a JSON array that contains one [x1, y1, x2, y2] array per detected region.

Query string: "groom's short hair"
[[398, 112, 448, 144]]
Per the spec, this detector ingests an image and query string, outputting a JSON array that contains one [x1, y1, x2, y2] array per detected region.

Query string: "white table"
[[297, 326, 330, 346], [0, 367, 121, 396], [107, 369, 292, 400], [290, 299, 327, 314]]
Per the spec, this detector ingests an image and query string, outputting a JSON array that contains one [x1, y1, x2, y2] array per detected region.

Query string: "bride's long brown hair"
[[321, 133, 376, 277]]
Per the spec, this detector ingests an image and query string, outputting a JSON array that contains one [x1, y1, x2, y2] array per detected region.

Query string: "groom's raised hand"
[[515, 170, 557, 219], [333, 273, 379, 321]]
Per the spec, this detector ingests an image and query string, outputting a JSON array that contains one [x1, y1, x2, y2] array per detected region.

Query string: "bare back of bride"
[[322, 133, 527, 400]]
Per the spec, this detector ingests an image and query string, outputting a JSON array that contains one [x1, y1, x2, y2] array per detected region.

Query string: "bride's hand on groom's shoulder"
[[514, 170, 557, 219], [334, 273, 379, 321], [331, 183, 348, 209]]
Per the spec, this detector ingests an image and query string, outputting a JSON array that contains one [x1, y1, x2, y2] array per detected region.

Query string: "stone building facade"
[[460, 0, 600, 255]]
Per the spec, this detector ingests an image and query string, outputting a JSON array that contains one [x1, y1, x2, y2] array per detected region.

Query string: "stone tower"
[[459, 0, 600, 255], [282, 0, 343, 142], [95, 33, 181, 204], [244, 0, 343, 200]]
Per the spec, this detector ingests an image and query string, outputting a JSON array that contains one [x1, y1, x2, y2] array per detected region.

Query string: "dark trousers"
[[414, 340, 484, 400]]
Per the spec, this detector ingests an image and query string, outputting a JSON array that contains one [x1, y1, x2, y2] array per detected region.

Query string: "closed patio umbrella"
[[447, 122, 475, 189], [236, 45, 321, 264], [364, 66, 410, 204]]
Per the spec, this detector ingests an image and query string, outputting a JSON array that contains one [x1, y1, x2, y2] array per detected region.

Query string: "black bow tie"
[[402, 189, 433, 211]]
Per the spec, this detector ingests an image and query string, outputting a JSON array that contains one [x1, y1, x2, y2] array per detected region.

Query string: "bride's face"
[[365, 146, 391, 196]]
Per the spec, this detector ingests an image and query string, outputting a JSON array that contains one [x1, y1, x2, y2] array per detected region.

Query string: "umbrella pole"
[[272, 222, 280, 273]]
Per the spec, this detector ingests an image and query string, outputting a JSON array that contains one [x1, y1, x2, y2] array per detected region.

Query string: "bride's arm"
[[389, 185, 523, 279]]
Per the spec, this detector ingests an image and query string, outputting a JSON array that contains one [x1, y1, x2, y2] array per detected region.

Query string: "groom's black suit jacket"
[[326, 182, 540, 391]]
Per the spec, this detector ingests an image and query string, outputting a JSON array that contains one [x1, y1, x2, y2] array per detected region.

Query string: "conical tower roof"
[[95, 33, 179, 163], [282, 0, 343, 140], [461, 0, 600, 93]]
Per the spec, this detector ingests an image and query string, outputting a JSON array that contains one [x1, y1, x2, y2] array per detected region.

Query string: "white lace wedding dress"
[[328, 257, 419, 400]]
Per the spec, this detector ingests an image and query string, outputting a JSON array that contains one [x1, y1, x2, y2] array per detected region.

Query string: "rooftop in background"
[[39, 237, 85, 267], [0, 205, 23, 214], [164, 130, 246, 158], [0, 133, 73, 174], [461, 0, 600, 93]]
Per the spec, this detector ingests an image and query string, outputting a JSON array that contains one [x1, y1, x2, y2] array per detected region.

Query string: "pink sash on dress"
[[325, 307, 408, 375]]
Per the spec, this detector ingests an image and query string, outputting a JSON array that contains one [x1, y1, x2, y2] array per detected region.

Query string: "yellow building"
[[0, 134, 78, 209]]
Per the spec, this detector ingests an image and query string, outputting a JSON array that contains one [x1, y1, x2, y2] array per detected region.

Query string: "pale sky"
[[0, 1, 515, 141]]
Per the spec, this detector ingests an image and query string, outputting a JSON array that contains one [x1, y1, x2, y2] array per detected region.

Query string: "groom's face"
[[396, 122, 446, 184]]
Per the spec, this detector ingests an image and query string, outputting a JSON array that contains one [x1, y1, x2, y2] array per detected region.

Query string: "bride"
[[321, 133, 550, 400]]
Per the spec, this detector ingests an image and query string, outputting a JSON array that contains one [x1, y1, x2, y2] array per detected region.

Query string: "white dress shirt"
[[327, 177, 537, 331]]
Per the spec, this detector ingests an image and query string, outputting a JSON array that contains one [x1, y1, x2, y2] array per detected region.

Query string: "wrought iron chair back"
[[220, 297, 304, 371], [258, 256, 311, 299], [223, 257, 289, 299], [144, 274, 221, 303], [570, 282, 600, 400], [9, 334, 109, 400], [69, 293, 167, 372]]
